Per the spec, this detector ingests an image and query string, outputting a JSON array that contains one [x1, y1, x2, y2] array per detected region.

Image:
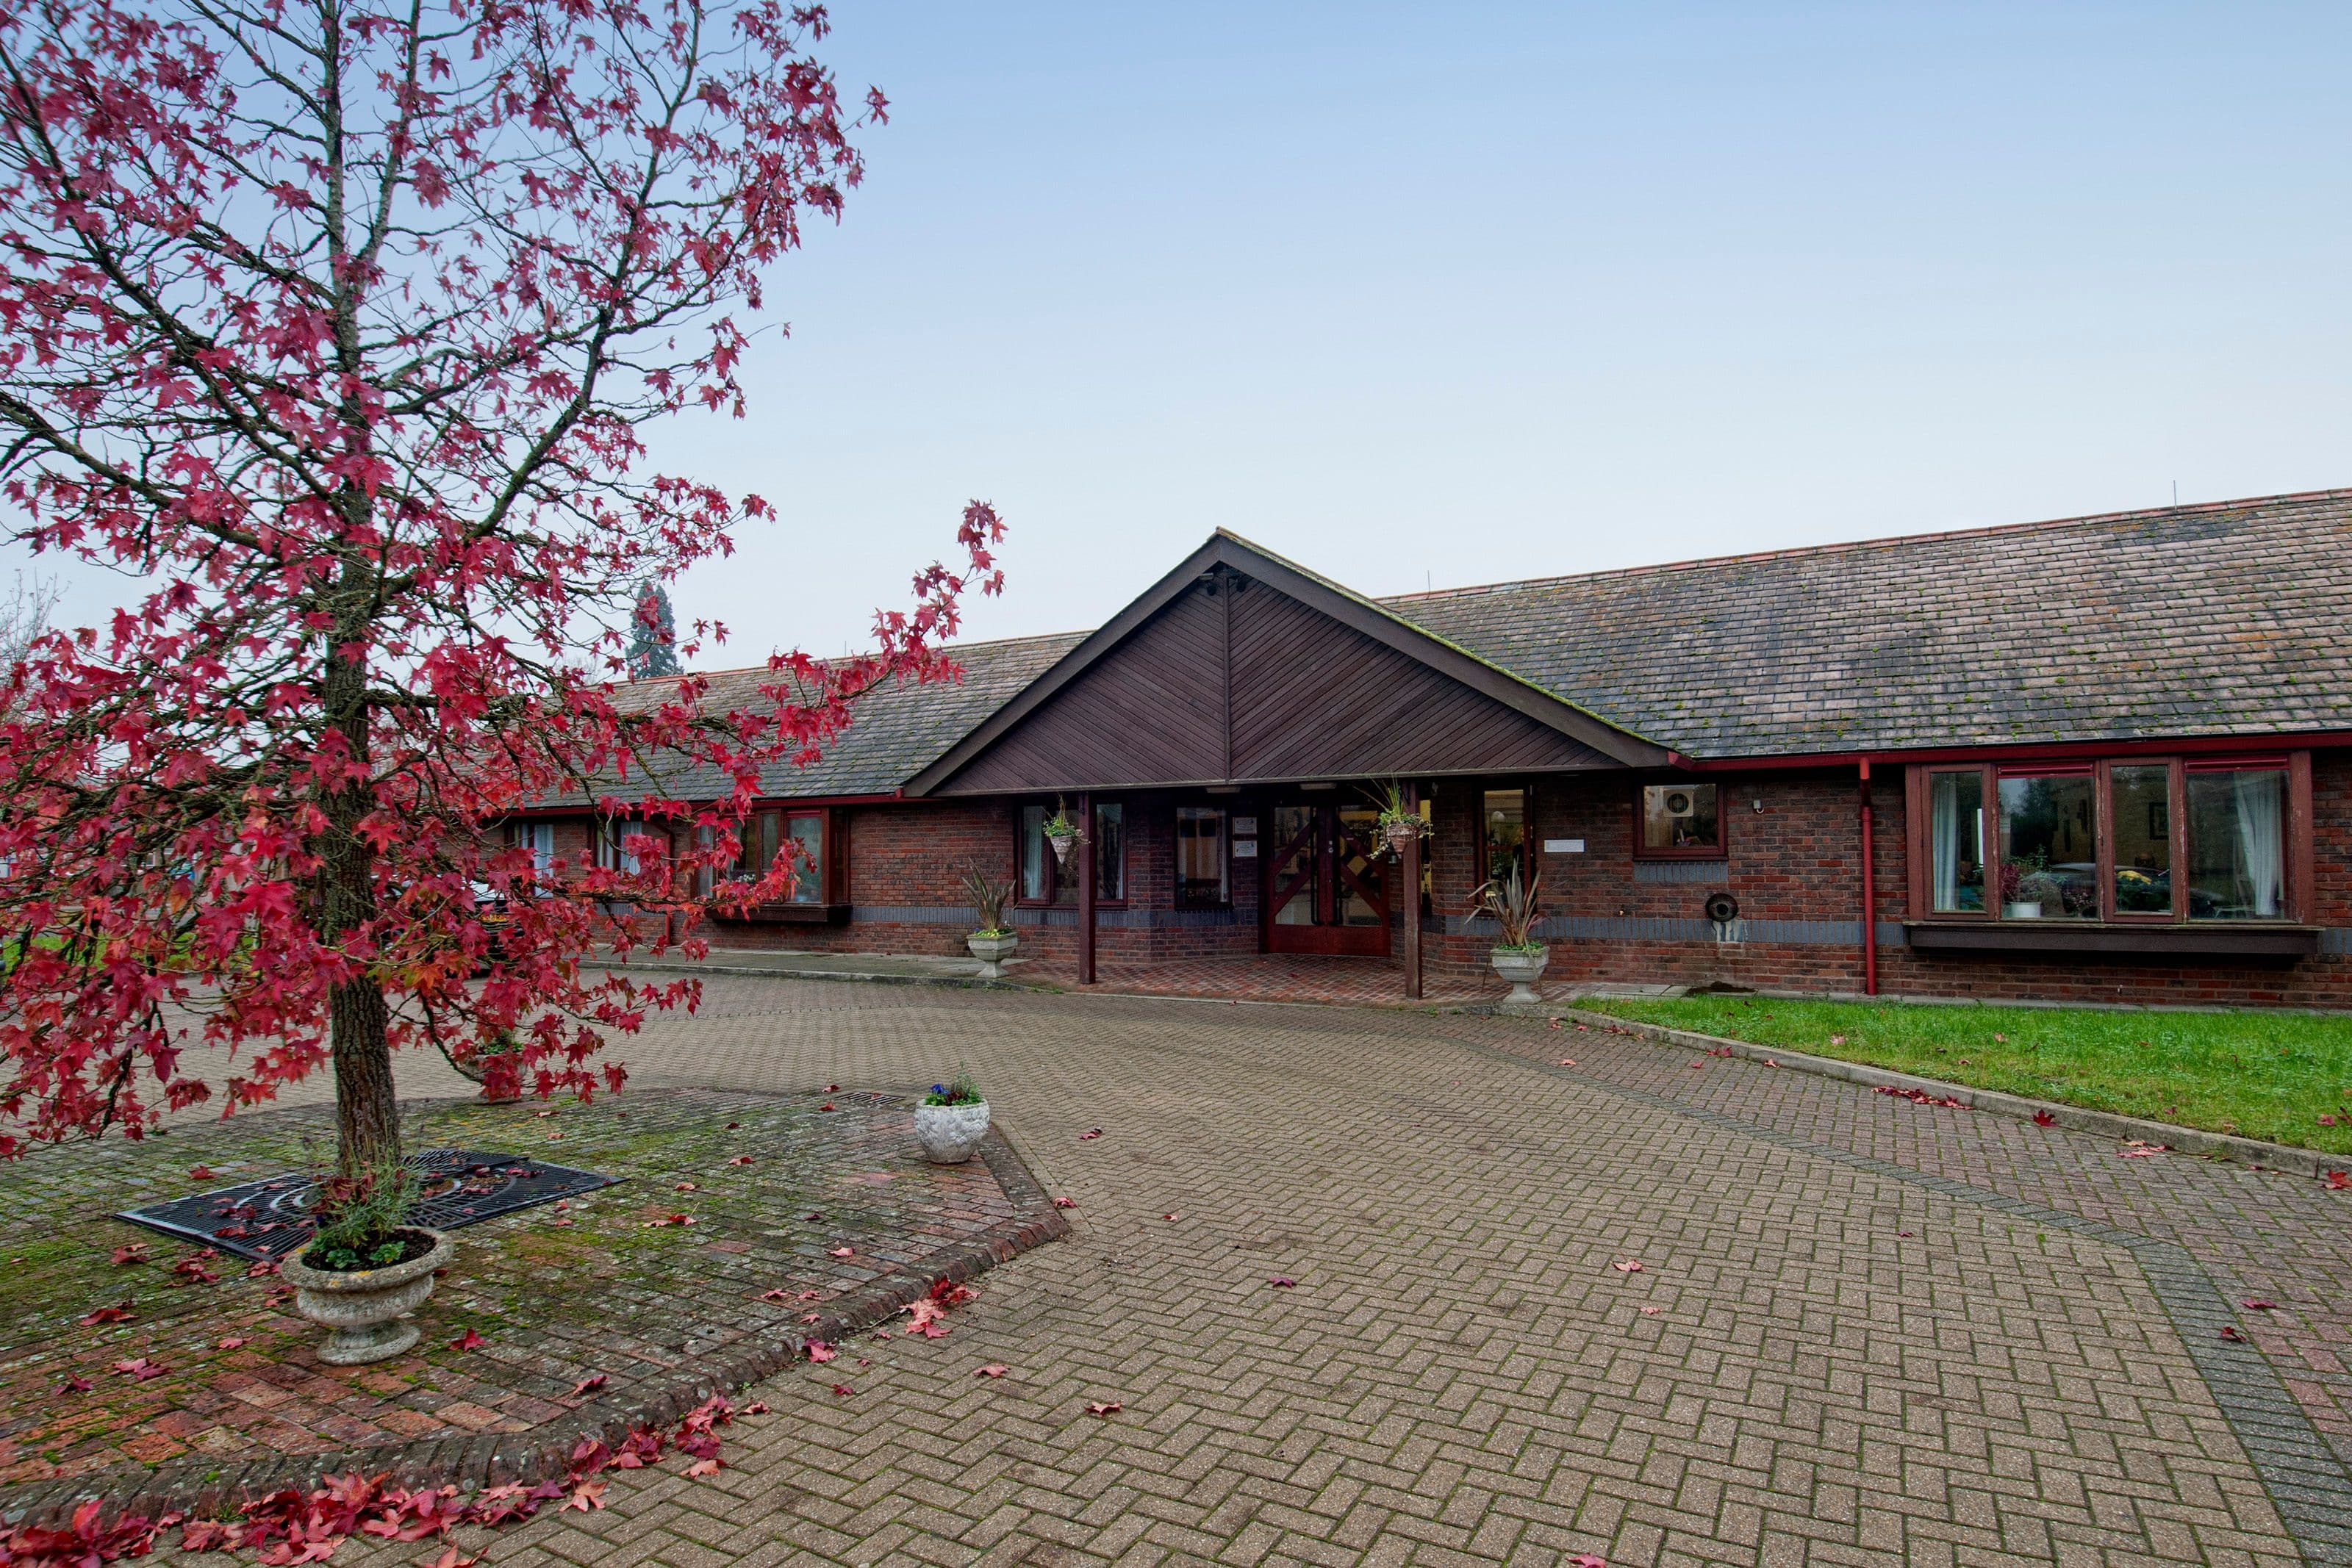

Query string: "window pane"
[[1928, 771, 1984, 913], [2109, 766, 2172, 915], [1019, 805, 1049, 902], [1094, 803, 1124, 902], [1175, 807, 1227, 905], [1997, 774, 2097, 919], [786, 814, 823, 904], [2187, 769, 2286, 920], [1336, 804, 1383, 926], [1641, 783, 1720, 852], [1271, 804, 1318, 925], [1482, 789, 1525, 884]]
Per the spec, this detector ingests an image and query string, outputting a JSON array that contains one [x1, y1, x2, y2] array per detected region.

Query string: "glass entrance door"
[[1263, 796, 1390, 955]]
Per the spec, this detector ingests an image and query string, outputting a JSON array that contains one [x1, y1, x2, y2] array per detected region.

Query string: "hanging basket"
[[1046, 828, 1078, 866], [1383, 819, 1423, 860]]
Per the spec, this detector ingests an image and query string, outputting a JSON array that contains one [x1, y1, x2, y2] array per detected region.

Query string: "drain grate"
[[115, 1148, 622, 1262]]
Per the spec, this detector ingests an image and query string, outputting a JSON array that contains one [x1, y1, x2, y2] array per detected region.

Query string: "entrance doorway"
[[1263, 796, 1391, 956]]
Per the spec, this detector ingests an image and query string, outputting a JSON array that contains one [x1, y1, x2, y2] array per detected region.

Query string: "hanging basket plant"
[[1041, 797, 1084, 866], [1363, 779, 1432, 861]]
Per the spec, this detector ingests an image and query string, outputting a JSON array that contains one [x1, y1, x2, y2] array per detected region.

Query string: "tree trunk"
[[318, 582, 400, 1177]]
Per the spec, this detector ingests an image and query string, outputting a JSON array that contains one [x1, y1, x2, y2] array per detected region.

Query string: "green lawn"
[[1575, 995, 2352, 1155]]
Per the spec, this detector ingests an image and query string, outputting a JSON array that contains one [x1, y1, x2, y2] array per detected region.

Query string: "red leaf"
[[1638, 1306, 1660, 1317], [831, 1384, 854, 1397], [685, 1457, 722, 1478], [57, 1373, 93, 1393], [1161, 1212, 1179, 1221], [1269, 1276, 1297, 1288], [1078, 1129, 1102, 1141], [1053, 1196, 1077, 1209], [2032, 1110, 2057, 1127], [1557, 1057, 1577, 1067], [2241, 1298, 2276, 1310], [975, 1364, 1008, 1378], [726, 1155, 753, 1165], [2328, 1170, 2351, 1190], [112, 1243, 148, 1265], [247, 1259, 281, 1279], [111, 1356, 169, 1381], [80, 1300, 135, 1326], [563, 1480, 606, 1512], [673, 1181, 698, 1192], [826, 1085, 839, 1093], [1568, 1556, 1608, 1567], [819, 1103, 835, 1112], [805, 1340, 836, 1363], [421, 1550, 481, 1568], [449, 1328, 486, 1352], [569, 1373, 609, 1398], [187, 1165, 217, 1182], [1610, 1259, 1643, 1274], [759, 1288, 792, 1301], [828, 1246, 853, 1258], [1085, 1400, 1122, 1416], [2219, 1326, 2245, 1342], [217, 1336, 248, 1351]]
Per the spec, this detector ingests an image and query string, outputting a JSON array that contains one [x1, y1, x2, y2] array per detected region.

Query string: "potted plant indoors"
[[279, 1168, 454, 1365], [1040, 797, 1083, 866], [1365, 779, 1431, 862], [1469, 866, 1549, 1006], [961, 864, 1019, 979], [912, 1070, 990, 1164]]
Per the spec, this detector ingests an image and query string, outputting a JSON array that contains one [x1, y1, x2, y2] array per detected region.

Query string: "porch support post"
[[1402, 781, 1423, 1000], [1858, 761, 1878, 996], [1078, 790, 1097, 985]]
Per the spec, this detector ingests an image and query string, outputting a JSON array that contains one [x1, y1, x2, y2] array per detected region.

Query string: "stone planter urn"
[[913, 1100, 991, 1165], [966, 930, 1019, 980], [280, 1229, 455, 1365], [1489, 945, 1550, 1007]]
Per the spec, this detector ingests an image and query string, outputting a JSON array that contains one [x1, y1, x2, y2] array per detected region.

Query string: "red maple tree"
[[0, 0, 1001, 1170]]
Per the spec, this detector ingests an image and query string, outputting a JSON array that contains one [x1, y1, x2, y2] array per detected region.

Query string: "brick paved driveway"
[[257, 979, 2352, 1567]]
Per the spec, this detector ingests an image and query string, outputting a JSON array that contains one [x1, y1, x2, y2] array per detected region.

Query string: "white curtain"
[[2234, 772, 2284, 917], [1932, 776, 1962, 910]]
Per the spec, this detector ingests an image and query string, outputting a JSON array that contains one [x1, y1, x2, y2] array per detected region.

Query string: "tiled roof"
[[1381, 489, 2352, 758], [584, 632, 1086, 804]]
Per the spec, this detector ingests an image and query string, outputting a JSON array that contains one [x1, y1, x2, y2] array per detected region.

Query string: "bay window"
[[1907, 753, 2307, 927]]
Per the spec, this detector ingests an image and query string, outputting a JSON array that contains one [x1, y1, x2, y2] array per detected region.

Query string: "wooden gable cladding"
[[934, 571, 1616, 794]]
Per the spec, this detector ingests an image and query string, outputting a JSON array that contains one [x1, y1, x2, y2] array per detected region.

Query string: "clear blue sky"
[[35, 3, 2352, 659]]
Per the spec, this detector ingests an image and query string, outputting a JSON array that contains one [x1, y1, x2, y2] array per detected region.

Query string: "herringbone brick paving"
[[162, 978, 2352, 1566]]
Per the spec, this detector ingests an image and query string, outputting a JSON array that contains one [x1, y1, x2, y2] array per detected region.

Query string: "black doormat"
[[114, 1149, 622, 1262]]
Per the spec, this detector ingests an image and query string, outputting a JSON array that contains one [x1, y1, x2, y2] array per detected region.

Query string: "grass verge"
[[1576, 995, 2352, 1154]]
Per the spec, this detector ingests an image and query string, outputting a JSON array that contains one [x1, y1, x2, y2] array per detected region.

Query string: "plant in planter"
[[279, 1168, 454, 1365], [1469, 866, 1549, 1006], [960, 865, 1020, 979], [1363, 779, 1432, 861], [1040, 797, 1085, 866], [912, 1069, 990, 1164], [441, 1028, 527, 1104], [2000, 852, 2056, 918]]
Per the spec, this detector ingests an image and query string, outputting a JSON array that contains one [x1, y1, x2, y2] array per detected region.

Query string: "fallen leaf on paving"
[[1568, 1556, 1607, 1567], [2219, 1326, 2245, 1342], [1687, 1060, 1704, 1069], [827, 1084, 839, 1092], [450, 1328, 486, 1352], [1762, 1060, 1779, 1068], [723, 1121, 738, 1129], [111, 1357, 168, 1381], [187, 1165, 216, 1181], [420, 1550, 480, 1568], [1549, 1019, 1562, 1029], [727, 1155, 753, 1165], [799, 1312, 821, 1323], [685, 1458, 722, 1478], [246, 1259, 280, 1278], [111, 1244, 148, 1266], [2330, 1171, 2351, 1190], [831, 1384, 854, 1396], [546, 1131, 563, 1140], [57, 1374, 91, 1393], [172, 1251, 220, 1285], [1639, 1306, 1659, 1317], [563, 1480, 606, 1512], [674, 1181, 698, 1192], [742, 1401, 770, 1415], [1897, 1231, 1913, 1239], [828, 1246, 854, 1258], [806, 1340, 836, 1363], [1557, 1058, 1577, 1068], [975, 1364, 1008, 1378], [1078, 1128, 1102, 1140], [1162, 1212, 1179, 1221], [1054, 1196, 1078, 1208], [2118, 1145, 2163, 1159], [803, 1212, 825, 1221], [79, 1301, 135, 1326], [1269, 1276, 1297, 1288], [217, 1336, 248, 1351], [569, 1373, 609, 1397], [1086, 1400, 1122, 1416], [2242, 1298, 2276, 1310], [2033, 1110, 2057, 1126], [1610, 1259, 1644, 1273], [800, 1289, 822, 1299], [819, 1102, 835, 1111], [760, 1288, 792, 1301]]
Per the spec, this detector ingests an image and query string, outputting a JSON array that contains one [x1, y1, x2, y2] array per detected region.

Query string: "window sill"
[[713, 902, 853, 927], [1904, 921, 2319, 958]]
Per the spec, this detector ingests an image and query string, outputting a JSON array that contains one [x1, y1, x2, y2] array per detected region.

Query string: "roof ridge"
[[620, 628, 1091, 688], [1379, 485, 2352, 603]]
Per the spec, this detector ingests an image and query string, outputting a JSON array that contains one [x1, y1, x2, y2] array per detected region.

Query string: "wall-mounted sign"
[[1233, 839, 1259, 857], [1544, 838, 1585, 854], [1232, 816, 1258, 835]]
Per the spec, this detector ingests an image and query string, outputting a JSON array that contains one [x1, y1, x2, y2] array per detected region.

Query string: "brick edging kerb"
[[7, 1126, 1067, 1530], [1563, 1007, 2349, 1182]]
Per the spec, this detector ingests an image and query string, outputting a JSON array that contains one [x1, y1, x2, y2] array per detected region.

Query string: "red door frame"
[[1261, 795, 1391, 957]]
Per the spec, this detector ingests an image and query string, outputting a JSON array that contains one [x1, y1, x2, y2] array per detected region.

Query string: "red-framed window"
[[1906, 752, 2309, 924], [1015, 799, 1125, 907], [1633, 780, 1726, 860]]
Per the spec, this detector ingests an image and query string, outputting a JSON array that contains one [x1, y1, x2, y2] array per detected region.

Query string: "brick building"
[[519, 489, 2352, 1006]]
